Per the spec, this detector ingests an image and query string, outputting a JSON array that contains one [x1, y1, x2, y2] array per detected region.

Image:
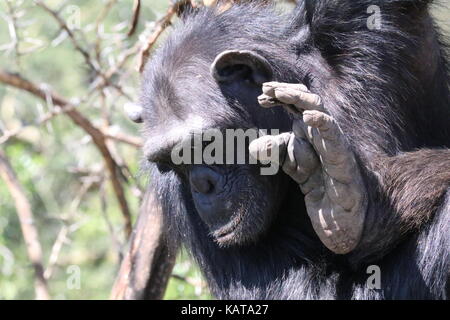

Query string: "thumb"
[[249, 132, 293, 165]]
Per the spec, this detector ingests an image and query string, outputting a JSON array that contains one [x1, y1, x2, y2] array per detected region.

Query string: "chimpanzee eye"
[[156, 163, 172, 173], [156, 160, 189, 178]]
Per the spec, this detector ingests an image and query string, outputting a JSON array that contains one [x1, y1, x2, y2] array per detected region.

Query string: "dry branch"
[[0, 149, 50, 300], [103, 129, 143, 148], [35, 0, 132, 100], [35, 1, 94, 72], [0, 115, 142, 148], [127, 0, 141, 37], [0, 70, 133, 237], [5, 1, 21, 67], [137, 1, 189, 72], [111, 189, 177, 300]]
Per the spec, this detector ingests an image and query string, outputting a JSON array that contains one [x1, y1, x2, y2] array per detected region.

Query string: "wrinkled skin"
[[250, 82, 367, 254]]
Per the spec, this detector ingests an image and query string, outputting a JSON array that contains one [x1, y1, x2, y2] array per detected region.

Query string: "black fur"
[[140, 1, 450, 299]]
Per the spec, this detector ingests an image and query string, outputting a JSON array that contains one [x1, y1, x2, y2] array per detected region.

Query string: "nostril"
[[189, 167, 220, 195], [192, 178, 214, 194]]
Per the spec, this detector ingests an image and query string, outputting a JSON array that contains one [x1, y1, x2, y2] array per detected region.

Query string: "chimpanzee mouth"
[[211, 209, 245, 245]]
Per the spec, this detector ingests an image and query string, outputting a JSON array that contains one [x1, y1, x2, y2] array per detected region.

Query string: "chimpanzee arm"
[[374, 149, 450, 229]]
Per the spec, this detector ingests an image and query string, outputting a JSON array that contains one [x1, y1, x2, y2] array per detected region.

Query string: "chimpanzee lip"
[[212, 210, 245, 242]]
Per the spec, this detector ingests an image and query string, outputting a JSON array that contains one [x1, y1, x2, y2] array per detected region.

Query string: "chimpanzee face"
[[138, 48, 293, 247]]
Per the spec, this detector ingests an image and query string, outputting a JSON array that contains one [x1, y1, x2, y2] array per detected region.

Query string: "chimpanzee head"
[[135, 6, 307, 247]]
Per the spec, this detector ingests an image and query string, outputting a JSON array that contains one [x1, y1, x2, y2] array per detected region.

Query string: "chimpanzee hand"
[[250, 82, 367, 254]]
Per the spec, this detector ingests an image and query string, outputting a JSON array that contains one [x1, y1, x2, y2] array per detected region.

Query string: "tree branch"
[[110, 189, 177, 300], [0, 149, 50, 300], [127, 0, 141, 37], [35, 0, 132, 101], [138, 0, 190, 72], [0, 70, 133, 237]]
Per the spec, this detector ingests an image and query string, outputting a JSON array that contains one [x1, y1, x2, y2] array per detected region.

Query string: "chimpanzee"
[[131, 0, 450, 299]]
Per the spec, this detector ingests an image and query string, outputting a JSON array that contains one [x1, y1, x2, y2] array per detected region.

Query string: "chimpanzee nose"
[[189, 166, 220, 195], [189, 166, 232, 229]]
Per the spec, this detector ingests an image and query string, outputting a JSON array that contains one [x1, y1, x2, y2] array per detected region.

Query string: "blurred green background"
[[0, 0, 210, 300], [0, 0, 448, 300]]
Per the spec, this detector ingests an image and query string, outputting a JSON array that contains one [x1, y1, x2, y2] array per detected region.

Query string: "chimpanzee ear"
[[211, 50, 273, 86]]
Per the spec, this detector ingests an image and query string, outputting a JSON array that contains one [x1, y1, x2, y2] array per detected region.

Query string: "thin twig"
[[95, 0, 118, 31], [0, 108, 143, 148], [5, 0, 21, 68], [0, 70, 133, 237], [35, 0, 132, 101], [0, 149, 50, 300], [44, 176, 100, 280], [94, 0, 118, 67], [171, 274, 207, 289], [35, 1, 95, 72], [87, 0, 182, 95], [127, 0, 141, 37], [103, 129, 143, 148], [100, 176, 124, 262], [44, 227, 68, 280], [138, 0, 191, 72]]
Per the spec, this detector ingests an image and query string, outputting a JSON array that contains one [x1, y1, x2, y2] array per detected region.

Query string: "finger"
[[302, 110, 360, 184], [258, 95, 308, 115], [249, 132, 292, 166], [283, 134, 320, 184], [313, 133, 349, 167], [258, 94, 282, 109], [303, 110, 349, 164], [311, 134, 356, 184], [302, 110, 339, 141], [270, 87, 324, 113], [260, 82, 325, 113], [262, 82, 309, 96], [258, 94, 300, 115], [292, 119, 308, 139]]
